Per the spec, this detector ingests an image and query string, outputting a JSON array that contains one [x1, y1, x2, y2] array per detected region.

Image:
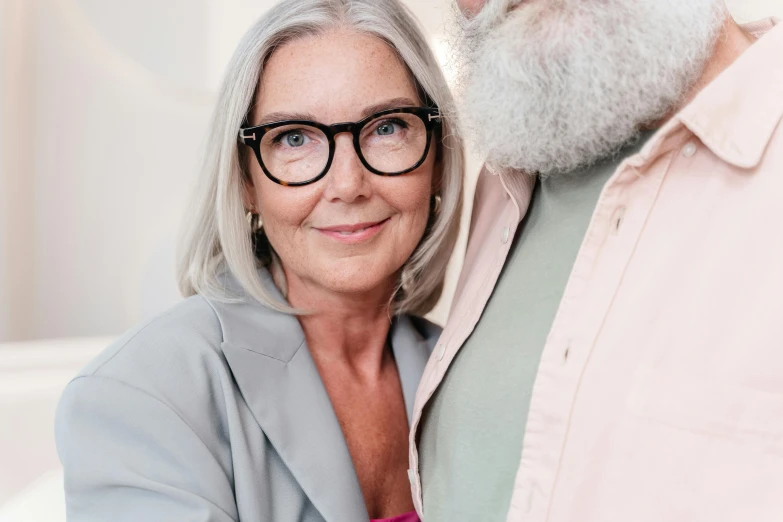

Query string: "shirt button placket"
[[436, 342, 446, 361]]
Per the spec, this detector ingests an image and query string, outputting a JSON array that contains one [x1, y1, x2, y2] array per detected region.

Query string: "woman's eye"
[[270, 129, 314, 148], [284, 131, 307, 147], [377, 123, 396, 136], [374, 119, 406, 137]]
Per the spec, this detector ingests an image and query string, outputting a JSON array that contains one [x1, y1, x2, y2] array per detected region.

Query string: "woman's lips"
[[315, 218, 390, 244]]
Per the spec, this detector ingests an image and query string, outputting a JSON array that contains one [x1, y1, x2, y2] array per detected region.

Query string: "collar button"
[[501, 226, 511, 244], [436, 343, 446, 360]]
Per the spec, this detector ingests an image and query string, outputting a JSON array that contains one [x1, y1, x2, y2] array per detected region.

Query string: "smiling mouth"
[[315, 218, 390, 243]]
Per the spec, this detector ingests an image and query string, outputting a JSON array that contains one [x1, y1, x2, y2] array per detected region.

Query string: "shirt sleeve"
[[55, 375, 238, 522]]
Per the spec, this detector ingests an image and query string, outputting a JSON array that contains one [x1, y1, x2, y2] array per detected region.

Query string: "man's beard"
[[453, 0, 726, 176]]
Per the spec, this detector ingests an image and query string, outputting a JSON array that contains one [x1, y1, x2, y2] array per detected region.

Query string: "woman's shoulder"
[[63, 295, 243, 425], [65, 291, 297, 412], [76, 295, 225, 381], [56, 296, 244, 460], [55, 296, 243, 519]]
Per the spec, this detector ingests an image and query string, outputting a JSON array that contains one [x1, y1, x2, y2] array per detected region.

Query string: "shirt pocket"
[[626, 365, 783, 450], [565, 366, 783, 522]]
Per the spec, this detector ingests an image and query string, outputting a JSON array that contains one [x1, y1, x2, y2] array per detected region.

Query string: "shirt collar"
[[677, 18, 783, 169], [493, 18, 783, 211], [493, 165, 536, 220]]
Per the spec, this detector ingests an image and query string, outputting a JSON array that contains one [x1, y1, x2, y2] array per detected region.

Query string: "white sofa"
[[0, 338, 112, 522]]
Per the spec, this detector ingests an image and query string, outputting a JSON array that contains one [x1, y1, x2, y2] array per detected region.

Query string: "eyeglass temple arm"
[[239, 130, 257, 144]]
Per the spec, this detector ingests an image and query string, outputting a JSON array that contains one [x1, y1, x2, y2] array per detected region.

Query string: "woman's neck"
[[284, 271, 397, 380]]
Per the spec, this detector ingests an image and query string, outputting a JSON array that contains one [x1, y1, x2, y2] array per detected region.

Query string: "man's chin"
[[456, 0, 724, 176]]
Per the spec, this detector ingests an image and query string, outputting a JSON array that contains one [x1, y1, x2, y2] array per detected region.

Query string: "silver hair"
[[177, 0, 463, 315]]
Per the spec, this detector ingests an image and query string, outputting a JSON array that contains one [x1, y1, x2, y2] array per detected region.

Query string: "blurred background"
[[1, 0, 782, 343], [0, 0, 781, 520], [0, 0, 460, 345]]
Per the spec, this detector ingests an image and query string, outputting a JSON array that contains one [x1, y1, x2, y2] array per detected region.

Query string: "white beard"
[[454, 0, 727, 175]]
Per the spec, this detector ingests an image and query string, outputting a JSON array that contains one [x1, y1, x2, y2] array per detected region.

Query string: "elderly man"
[[410, 1, 783, 521]]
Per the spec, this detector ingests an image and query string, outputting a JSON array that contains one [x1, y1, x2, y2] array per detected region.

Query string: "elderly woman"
[[54, 1, 462, 521]]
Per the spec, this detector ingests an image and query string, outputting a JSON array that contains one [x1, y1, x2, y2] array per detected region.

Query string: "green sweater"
[[418, 133, 652, 521]]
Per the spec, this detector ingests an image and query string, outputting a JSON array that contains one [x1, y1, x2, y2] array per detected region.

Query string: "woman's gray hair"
[[177, 0, 463, 316]]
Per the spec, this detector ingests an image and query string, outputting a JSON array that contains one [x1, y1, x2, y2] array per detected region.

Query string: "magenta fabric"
[[370, 510, 420, 522]]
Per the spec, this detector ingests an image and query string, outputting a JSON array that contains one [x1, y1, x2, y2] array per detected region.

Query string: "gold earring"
[[246, 210, 261, 232], [432, 194, 442, 215]]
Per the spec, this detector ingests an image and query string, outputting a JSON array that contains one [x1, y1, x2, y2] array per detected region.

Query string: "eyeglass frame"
[[238, 106, 442, 187]]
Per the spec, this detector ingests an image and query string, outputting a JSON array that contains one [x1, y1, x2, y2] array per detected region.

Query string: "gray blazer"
[[55, 270, 439, 522]]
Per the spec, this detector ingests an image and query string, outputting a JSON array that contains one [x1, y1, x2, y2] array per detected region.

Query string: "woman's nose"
[[323, 134, 372, 203]]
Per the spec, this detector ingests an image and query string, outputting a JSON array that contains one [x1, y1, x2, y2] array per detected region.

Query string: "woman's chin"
[[310, 260, 398, 299]]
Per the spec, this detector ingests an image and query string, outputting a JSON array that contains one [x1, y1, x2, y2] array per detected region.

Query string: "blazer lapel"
[[211, 271, 368, 522]]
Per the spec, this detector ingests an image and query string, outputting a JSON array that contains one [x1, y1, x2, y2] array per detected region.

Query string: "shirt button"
[[436, 343, 447, 360], [682, 142, 697, 157], [501, 226, 510, 244]]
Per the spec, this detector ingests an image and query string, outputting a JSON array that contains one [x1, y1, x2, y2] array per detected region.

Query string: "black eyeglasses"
[[238, 106, 442, 187]]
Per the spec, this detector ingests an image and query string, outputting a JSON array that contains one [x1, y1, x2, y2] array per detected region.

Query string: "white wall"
[[29, 0, 215, 340], [0, 2, 6, 340], [0, 0, 781, 341], [0, 0, 36, 341]]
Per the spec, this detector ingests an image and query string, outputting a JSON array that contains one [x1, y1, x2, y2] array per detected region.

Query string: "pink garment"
[[370, 511, 420, 522], [410, 18, 783, 522]]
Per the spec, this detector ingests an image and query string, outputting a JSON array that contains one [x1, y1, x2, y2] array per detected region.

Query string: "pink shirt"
[[409, 18, 783, 522]]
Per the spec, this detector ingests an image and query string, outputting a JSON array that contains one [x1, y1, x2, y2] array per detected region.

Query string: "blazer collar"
[[389, 314, 436, 423], [207, 268, 433, 522]]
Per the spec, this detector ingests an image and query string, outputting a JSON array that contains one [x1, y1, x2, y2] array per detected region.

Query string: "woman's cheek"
[[395, 184, 432, 252], [257, 187, 318, 256]]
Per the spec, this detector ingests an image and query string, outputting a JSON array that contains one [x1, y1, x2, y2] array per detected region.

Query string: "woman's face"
[[246, 30, 436, 299]]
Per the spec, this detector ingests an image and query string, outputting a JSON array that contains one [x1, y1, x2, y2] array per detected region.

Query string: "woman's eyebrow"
[[255, 97, 419, 125], [256, 111, 318, 125], [360, 97, 419, 118]]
